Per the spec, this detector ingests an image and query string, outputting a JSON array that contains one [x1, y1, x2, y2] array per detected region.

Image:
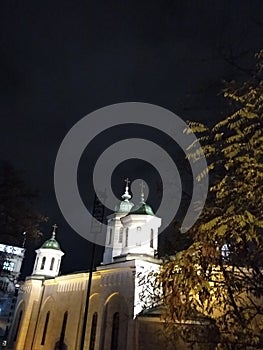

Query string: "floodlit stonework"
[[8, 182, 166, 350]]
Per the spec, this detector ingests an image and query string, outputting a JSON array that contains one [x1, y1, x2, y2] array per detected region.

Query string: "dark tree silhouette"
[[0, 160, 47, 246]]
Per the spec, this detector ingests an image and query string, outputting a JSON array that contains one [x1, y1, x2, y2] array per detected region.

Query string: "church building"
[[8, 181, 169, 350]]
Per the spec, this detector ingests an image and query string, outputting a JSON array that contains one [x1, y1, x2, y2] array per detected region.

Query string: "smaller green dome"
[[116, 180, 134, 213], [117, 200, 134, 213], [41, 236, 61, 250], [130, 202, 154, 216]]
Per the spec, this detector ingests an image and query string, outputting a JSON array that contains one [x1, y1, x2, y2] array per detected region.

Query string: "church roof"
[[41, 225, 62, 250], [121, 180, 155, 216], [115, 179, 154, 215], [116, 178, 134, 213], [117, 200, 134, 213], [41, 237, 61, 250], [130, 202, 154, 216]]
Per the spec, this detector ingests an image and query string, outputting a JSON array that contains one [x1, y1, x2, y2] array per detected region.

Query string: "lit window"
[[3, 260, 14, 271]]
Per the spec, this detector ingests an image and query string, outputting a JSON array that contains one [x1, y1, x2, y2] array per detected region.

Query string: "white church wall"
[[99, 293, 129, 350], [9, 182, 165, 350], [134, 259, 161, 317], [10, 278, 44, 350], [103, 212, 127, 265], [120, 215, 161, 258]]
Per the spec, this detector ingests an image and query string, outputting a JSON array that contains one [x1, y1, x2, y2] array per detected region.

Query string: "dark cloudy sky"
[[0, 1, 262, 276]]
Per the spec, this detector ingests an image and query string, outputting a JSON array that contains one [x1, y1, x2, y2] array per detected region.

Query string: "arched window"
[[108, 229, 112, 245], [34, 257, 39, 270], [118, 228, 123, 243], [56, 259, 61, 273], [150, 229, 154, 248], [13, 310, 23, 342], [50, 257, 55, 270], [125, 228, 129, 247], [110, 312, 119, 350], [41, 311, 50, 345], [89, 312, 98, 350], [59, 311, 68, 346], [40, 257, 46, 270]]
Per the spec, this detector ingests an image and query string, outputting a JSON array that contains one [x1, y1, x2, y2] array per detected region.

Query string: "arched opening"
[[89, 312, 98, 350], [34, 256, 39, 270], [118, 228, 123, 243], [56, 259, 61, 273], [150, 229, 154, 248], [110, 312, 120, 350], [101, 293, 128, 350], [41, 311, 50, 345], [13, 310, 23, 342], [40, 256, 46, 270], [59, 311, 68, 348], [108, 229, 112, 245], [50, 257, 55, 270], [125, 228, 129, 247]]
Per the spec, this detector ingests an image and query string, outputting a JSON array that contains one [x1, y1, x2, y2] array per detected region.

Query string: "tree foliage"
[[156, 50, 263, 349], [0, 160, 47, 246]]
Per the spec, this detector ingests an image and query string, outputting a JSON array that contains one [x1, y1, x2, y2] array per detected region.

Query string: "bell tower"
[[102, 179, 134, 265], [102, 179, 161, 264], [32, 224, 64, 278], [119, 181, 161, 259]]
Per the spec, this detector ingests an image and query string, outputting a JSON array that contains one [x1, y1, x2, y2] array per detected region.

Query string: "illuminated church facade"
[[8, 183, 168, 350]]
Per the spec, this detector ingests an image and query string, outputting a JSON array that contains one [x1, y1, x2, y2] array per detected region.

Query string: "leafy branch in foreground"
[[148, 50, 263, 349]]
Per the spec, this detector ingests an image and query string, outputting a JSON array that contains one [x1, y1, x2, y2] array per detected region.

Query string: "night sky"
[[1, 1, 262, 277]]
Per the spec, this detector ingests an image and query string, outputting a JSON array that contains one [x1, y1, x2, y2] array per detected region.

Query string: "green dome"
[[117, 200, 134, 213], [116, 181, 134, 213], [130, 202, 154, 216], [41, 237, 61, 250]]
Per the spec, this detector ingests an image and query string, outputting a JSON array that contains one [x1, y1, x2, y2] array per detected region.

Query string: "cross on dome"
[[52, 224, 58, 238], [140, 180, 145, 202], [122, 178, 132, 201], [124, 178, 130, 187]]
